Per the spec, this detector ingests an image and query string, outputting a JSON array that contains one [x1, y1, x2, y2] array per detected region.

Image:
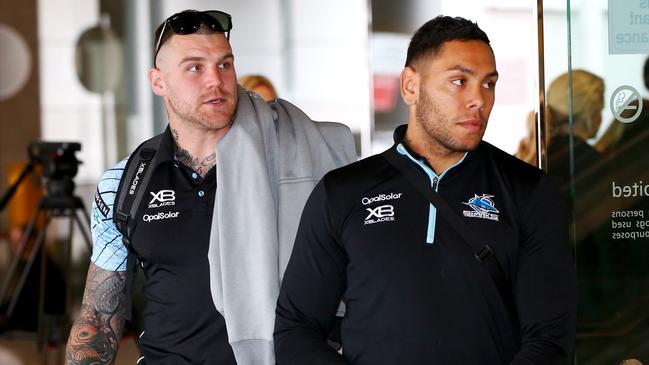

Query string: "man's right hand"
[[65, 262, 127, 365]]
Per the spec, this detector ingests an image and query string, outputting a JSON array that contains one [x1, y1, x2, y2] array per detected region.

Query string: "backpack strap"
[[113, 133, 164, 319], [381, 147, 513, 309]]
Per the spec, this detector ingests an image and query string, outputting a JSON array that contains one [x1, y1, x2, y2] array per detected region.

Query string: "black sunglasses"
[[153, 10, 233, 66]]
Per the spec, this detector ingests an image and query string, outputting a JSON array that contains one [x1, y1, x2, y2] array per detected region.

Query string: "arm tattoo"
[[172, 128, 216, 177], [66, 263, 127, 365]]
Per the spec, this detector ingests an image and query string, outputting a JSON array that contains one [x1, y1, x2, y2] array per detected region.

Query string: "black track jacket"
[[275, 125, 576, 365]]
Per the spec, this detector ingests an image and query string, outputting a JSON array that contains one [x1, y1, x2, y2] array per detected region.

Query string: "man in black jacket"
[[274, 15, 576, 365]]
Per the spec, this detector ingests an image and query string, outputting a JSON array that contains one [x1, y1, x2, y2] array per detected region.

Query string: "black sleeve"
[[274, 180, 350, 365], [509, 175, 577, 365]]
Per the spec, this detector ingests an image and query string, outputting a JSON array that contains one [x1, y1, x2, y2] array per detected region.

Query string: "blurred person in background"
[[239, 74, 278, 102], [515, 110, 541, 165], [545, 69, 605, 202], [543, 71, 608, 333]]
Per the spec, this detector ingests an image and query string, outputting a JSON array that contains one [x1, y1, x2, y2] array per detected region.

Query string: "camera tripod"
[[0, 157, 92, 360]]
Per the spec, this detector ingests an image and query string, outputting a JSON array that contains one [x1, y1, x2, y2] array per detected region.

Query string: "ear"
[[148, 67, 165, 96], [400, 66, 419, 106]]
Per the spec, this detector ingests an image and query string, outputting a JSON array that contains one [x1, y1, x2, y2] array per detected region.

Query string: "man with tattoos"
[[66, 9, 354, 365]]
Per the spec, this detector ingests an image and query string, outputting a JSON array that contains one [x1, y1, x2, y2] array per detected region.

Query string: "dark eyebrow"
[[448, 65, 498, 78], [178, 53, 234, 66]]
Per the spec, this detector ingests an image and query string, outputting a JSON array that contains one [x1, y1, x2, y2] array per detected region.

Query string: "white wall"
[[38, 0, 105, 182], [289, 0, 371, 155]]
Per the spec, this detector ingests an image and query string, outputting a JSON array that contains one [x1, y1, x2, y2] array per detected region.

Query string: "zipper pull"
[[432, 176, 439, 191]]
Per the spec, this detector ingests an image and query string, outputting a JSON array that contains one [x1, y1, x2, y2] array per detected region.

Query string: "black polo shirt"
[[131, 127, 235, 364]]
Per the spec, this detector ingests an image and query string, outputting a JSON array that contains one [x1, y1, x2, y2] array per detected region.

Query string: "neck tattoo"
[[172, 129, 216, 177]]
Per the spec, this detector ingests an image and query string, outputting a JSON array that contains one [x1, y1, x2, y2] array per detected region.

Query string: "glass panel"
[[560, 0, 649, 363]]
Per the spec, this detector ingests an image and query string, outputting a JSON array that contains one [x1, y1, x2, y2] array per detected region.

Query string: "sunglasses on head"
[[154, 10, 233, 66]]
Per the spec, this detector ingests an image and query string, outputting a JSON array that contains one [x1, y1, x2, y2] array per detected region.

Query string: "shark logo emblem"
[[462, 194, 499, 221]]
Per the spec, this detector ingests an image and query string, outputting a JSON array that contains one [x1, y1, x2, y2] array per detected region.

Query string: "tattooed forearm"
[[172, 128, 216, 177], [66, 263, 127, 365]]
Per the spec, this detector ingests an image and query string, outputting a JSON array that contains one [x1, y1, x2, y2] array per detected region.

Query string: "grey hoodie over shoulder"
[[209, 87, 356, 365]]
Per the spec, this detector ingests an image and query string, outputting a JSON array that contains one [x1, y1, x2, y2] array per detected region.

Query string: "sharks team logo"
[[462, 194, 499, 221]]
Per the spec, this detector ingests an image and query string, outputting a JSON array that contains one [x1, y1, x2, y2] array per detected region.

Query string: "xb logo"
[[365, 205, 394, 220], [148, 190, 176, 208], [150, 190, 175, 204]]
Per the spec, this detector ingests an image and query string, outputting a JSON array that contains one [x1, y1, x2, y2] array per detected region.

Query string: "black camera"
[[28, 142, 82, 197]]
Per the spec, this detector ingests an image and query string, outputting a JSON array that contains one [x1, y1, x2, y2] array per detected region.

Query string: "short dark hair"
[[405, 16, 490, 67]]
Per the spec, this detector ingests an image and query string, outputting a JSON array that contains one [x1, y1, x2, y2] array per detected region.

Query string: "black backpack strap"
[[113, 134, 164, 241], [113, 133, 164, 319], [381, 148, 512, 307]]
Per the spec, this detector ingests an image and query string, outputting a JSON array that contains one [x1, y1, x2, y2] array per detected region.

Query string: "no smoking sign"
[[610, 85, 644, 123]]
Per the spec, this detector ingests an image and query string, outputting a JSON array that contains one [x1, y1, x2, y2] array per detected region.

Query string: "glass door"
[[555, 0, 649, 363]]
